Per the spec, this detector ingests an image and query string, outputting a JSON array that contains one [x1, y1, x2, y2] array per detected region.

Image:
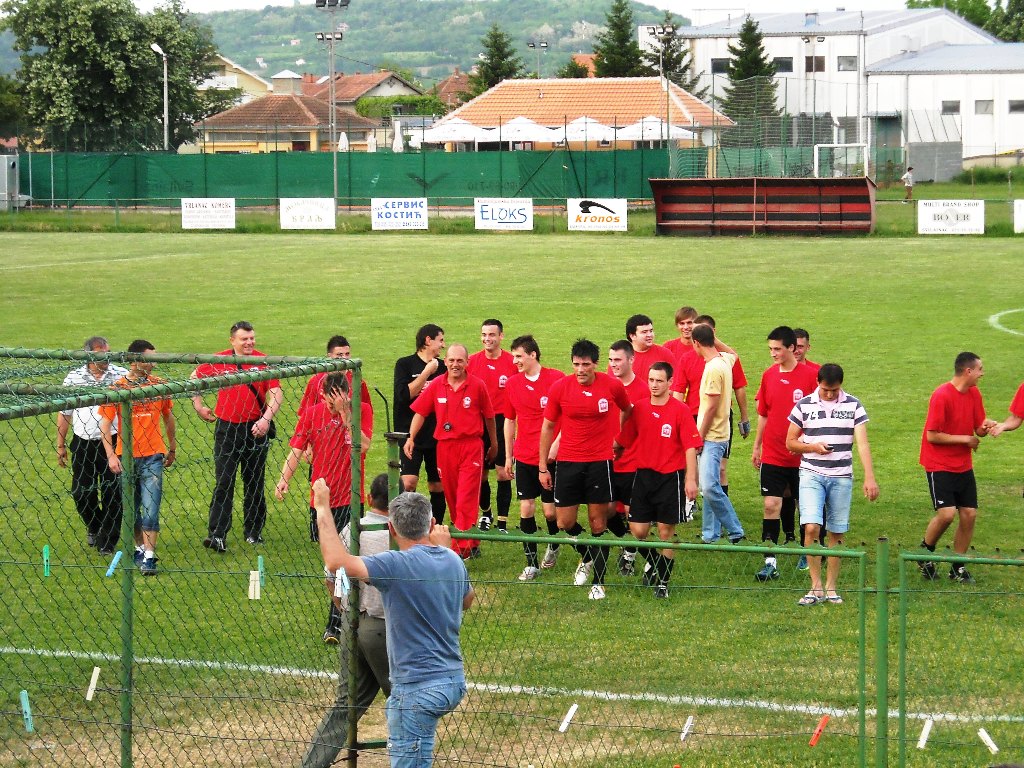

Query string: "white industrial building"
[[642, 9, 1024, 177]]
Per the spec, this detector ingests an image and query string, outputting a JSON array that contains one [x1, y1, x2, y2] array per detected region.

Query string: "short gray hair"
[[388, 492, 432, 539], [83, 336, 108, 351]]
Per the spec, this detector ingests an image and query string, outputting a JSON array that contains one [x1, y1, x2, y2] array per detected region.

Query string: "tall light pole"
[[527, 40, 548, 78], [646, 25, 676, 151], [315, 0, 350, 203], [150, 42, 168, 151]]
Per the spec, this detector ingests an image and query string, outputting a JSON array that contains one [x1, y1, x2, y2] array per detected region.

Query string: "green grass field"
[[2, 231, 1024, 767]]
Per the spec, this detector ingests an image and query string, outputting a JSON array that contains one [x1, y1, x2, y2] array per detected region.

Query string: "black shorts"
[[400, 440, 440, 483], [613, 471, 636, 506], [514, 461, 556, 503], [760, 463, 800, 498], [926, 470, 978, 510], [553, 460, 613, 507], [628, 468, 685, 525], [482, 414, 507, 470]]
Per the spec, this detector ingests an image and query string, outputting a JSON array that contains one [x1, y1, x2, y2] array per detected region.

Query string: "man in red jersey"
[[406, 344, 497, 559], [607, 339, 652, 577], [665, 306, 704, 416], [192, 320, 282, 552], [990, 381, 1024, 443], [918, 352, 997, 583], [468, 319, 518, 533], [620, 313, 676, 384], [503, 335, 566, 581], [794, 328, 821, 373], [615, 362, 701, 598], [297, 335, 373, 537], [539, 338, 632, 600], [751, 326, 819, 581], [275, 372, 354, 643]]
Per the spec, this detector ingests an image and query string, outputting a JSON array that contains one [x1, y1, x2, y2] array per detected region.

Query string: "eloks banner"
[[474, 198, 534, 231]]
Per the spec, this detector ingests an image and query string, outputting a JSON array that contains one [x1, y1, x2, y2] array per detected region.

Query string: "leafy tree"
[[641, 12, 706, 99], [718, 15, 780, 146], [0, 73, 22, 135], [555, 56, 591, 78], [0, 0, 220, 149], [467, 23, 526, 97], [984, 0, 1024, 39], [593, 0, 646, 77], [906, 0, 992, 29], [355, 94, 449, 118]]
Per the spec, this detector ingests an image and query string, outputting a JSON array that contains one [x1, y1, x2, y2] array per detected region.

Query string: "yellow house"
[[199, 54, 273, 104]]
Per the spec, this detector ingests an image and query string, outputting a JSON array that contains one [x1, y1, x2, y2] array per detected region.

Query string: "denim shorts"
[[798, 469, 852, 533]]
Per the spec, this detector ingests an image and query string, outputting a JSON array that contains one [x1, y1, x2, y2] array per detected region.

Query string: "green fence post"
[[346, 368, 363, 768], [384, 431, 406, 502], [118, 400, 136, 768], [875, 537, 889, 768], [858, 551, 868, 768], [896, 553, 909, 768]]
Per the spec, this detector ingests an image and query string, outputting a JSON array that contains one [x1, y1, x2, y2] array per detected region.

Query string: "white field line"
[[4, 645, 1023, 724], [989, 308, 1024, 337], [0, 254, 198, 271]]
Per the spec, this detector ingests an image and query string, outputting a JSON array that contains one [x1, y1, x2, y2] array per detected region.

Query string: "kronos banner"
[[181, 198, 236, 230], [372, 198, 429, 230], [567, 198, 628, 232], [474, 198, 534, 231], [280, 198, 336, 230]]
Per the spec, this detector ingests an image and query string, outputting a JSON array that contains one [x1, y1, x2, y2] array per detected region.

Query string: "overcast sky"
[[134, 0, 909, 20]]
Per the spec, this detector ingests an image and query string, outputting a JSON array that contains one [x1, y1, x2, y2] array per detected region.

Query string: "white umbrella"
[[336, 131, 349, 152], [615, 116, 694, 141], [420, 118, 491, 144], [494, 116, 560, 144], [392, 120, 404, 153], [553, 116, 617, 143], [366, 133, 377, 153]]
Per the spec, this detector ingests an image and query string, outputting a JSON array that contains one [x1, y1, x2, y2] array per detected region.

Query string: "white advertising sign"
[[474, 198, 534, 231], [567, 198, 628, 232], [280, 198, 336, 230], [181, 198, 235, 230], [1015, 199, 1024, 234], [371, 198, 429, 230], [917, 200, 985, 235]]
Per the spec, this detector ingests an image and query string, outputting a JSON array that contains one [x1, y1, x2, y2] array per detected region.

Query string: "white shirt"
[[61, 364, 129, 440]]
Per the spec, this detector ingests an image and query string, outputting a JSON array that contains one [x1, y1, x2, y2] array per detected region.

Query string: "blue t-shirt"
[[364, 545, 471, 686]]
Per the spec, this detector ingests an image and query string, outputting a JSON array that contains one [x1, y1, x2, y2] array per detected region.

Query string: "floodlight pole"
[[150, 42, 169, 151], [527, 40, 548, 78], [316, 0, 350, 204], [647, 26, 675, 163]]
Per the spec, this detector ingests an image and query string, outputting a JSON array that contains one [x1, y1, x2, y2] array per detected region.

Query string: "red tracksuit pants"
[[437, 436, 484, 556]]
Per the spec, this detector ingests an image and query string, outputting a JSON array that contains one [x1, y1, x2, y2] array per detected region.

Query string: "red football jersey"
[[468, 349, 517, 413], [289, 401, 353, 508], [1009, 381, 1024, 419], [614, 374, 655, 472], [919, 382, 986, 473], [543, 372, 631, 462], [299, 371, 374, 436], [617, 398, 703, 474], [413, 374, 494, 441], [755, 363, 819, 467], [504, 367, 566, 465]]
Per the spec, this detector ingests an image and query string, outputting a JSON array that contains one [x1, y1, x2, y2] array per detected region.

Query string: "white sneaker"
[[518, 566, 540, 582], [573, 560, 594, 586], [588, 584, 606, 600], [541, 545, 560, 569], [683, 498, 697, 523]]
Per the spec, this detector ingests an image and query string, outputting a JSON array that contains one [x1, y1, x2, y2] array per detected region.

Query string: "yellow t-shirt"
[[697, 353, 734, 442]]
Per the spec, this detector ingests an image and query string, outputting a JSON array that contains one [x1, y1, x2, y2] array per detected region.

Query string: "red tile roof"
[[572, 54, 597, 77], [197, 94, 377, 130], [305, 71, 423, 102], [434, 67, 471, 106], [442, 77, 732, 129]]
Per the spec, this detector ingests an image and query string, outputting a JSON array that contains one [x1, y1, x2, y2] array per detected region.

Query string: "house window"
[[975, 100, 994, 115], [941, 100, 960, 115], [773, 57, 793, 73], [837, 56, 858, 71], [805, 56, 825, 73], [598, 139, 612, 147], [1010, 100, 1024, 113], [711, 58, 730, 74]]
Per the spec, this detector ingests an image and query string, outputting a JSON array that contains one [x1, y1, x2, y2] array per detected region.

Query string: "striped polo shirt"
[[788, 390, 868, 478]]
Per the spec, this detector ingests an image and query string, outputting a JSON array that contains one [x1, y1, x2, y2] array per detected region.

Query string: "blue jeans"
[[798, 470, 852, 534], [386, 676, 466, 768], [699, 441, 743, 542], [133, 454, 164, 532]]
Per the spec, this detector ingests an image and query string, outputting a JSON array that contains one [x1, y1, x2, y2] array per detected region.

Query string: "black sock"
[[565, 522, 588, 559], [921, 540, 936, 552], [497, 481, 512, 527], [479, 478, 491, 512], [762, 518, 781, 545], [520, 516, 538, 567], [781, 498, 796, 538], [658, 555, 675, 586], [309, 508, 319, 542], [430, 492, 447, 525], [326, 601, 342, 632], [722, 484, 729, 496], [591, 531, 608, 584], [606, 514, 628, 538], [546, 518, 560, 540]]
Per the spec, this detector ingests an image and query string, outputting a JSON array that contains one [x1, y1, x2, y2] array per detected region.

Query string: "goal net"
[[814, 143, 868, 178]]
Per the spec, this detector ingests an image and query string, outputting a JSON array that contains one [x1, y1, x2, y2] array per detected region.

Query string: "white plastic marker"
[[979, 727, 999, 755], [248, 571, 261, 600], [558, 703, 578, 733], [680, 715, 695, 742], [86, 667, 101, 701], [916, 718, 933, 749], [105, 550, 122, 577], [334, 568, 350, 599]]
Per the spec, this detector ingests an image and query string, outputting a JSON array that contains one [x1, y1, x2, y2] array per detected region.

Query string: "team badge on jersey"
[[793, 389, 805, 402], [499, 375, 508, 388], [661, 424, 673, 438], [540, 396, 548, 408], [598, 398, 609, 413], [463, 396, 472, 408]]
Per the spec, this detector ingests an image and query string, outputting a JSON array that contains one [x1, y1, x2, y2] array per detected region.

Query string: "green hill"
[[1, 0, 679, 86]]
